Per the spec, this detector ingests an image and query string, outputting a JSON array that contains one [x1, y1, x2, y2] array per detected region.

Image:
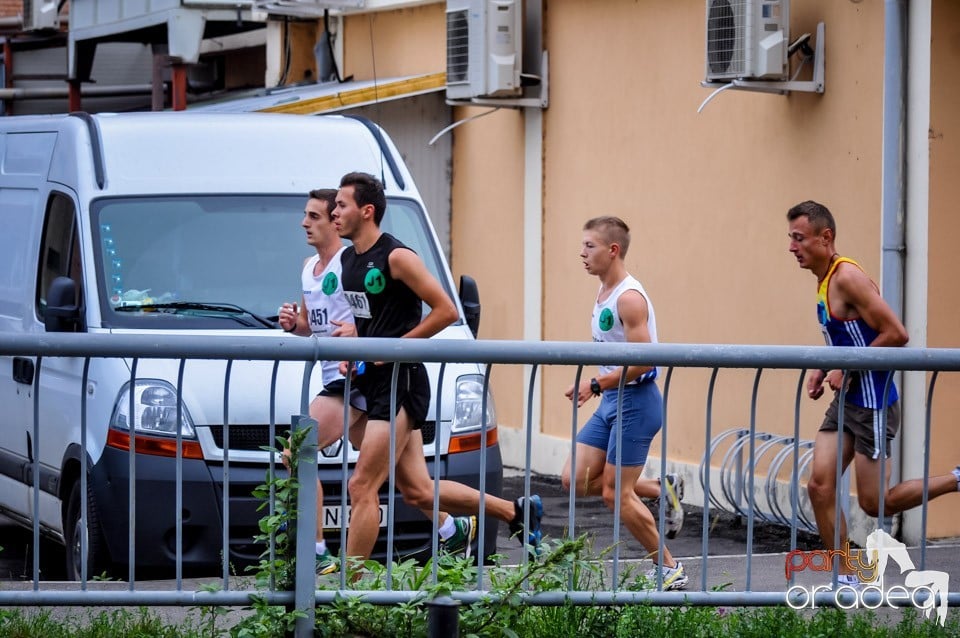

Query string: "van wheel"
[[64, 481, 111, 581]]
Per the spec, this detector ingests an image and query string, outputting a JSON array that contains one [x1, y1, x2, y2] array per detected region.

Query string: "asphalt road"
[[493, 472, 822, 567], [1, 472, 821, 583]]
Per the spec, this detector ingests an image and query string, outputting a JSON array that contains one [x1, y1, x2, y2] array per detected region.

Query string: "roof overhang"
[[190, 72, 446, 115]]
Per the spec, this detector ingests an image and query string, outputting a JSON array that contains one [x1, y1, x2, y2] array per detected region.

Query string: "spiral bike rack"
[[701, 427, 817, 533]]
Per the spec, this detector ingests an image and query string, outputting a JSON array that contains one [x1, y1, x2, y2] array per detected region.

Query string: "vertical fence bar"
[[656, 367, 673, 589], [294, 414, 318, 637], [31, 356, 42, 589], [339, 367, 352, 592], [520, 364, 538, 577], [701, 367, 718, 592], [567, 365, 583, 591], [877, 372, 895, 529], [744, 368, 762, 591], [477, 364, 493, 584], [832, 372, 850, 586], [268, 359, 280, 592], [789, 369, 805, 585], [386, 362, 400, 589], [128, 358, 138, 589], [431, 363, 446, 586], [176, 359, 186, 590], [920, 371, 938, 570], [222, 360, 233, 588], [80, 358, 90, 587], [611, 367, 627, 589]]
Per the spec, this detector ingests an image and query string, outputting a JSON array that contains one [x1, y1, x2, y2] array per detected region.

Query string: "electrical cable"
[[278, 17, 292, 86], [697, 82, 735, 114], [429, 107, 502, 146], [323, 9, 344, 83]]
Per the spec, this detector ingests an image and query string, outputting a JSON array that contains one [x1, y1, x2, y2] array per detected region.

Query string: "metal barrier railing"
[[2, 333, 960, 636]]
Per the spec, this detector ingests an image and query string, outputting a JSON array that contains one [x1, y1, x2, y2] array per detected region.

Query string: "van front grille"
[[209, 422, 437, 451]]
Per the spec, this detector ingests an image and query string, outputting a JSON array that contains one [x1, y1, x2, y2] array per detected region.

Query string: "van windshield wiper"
[[114, 302, 279, 329]]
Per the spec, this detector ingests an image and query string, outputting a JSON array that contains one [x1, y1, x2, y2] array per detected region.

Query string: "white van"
[[0, 112, 501, 579]]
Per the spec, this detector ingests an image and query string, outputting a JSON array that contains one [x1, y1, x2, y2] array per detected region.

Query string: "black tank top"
[[340, 233, 421, 338]]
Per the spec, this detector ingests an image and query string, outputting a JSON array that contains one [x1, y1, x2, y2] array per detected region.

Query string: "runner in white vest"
[[560, 215, 688, 591], [278, 188, 366, 575]]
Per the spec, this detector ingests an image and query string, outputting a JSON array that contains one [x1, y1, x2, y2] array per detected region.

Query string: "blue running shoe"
[[508, 495, 543, 550]]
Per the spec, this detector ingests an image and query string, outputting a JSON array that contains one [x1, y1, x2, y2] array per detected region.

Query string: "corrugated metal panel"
[[344, 93, 452, 261], [9, 43, 154, 115]]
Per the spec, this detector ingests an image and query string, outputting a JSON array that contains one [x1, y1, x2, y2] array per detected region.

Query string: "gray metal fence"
[[2, 333, 960, 635]]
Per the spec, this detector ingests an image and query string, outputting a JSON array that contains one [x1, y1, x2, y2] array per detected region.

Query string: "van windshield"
[[91, 195, 457, 329]]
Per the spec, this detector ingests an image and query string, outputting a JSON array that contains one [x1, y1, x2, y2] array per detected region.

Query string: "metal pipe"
[[0, 83, 153, 99], [881, 0, 907, 528]]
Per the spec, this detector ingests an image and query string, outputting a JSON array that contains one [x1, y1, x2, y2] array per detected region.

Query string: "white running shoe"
[[662, 473, 685, 539], [644, 560, 689, 591]]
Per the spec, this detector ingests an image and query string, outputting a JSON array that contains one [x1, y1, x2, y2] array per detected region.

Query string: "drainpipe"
[[880, 1, 907, 339], [901, 1, 932, 545], [880, 0, 906, 536]]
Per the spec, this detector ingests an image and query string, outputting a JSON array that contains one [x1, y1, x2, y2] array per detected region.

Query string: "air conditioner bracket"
[[447, 49, 549, 110], [701, 21, 824, 96]]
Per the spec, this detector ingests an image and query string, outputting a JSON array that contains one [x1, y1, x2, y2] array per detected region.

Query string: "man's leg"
[[308, 394, 364, 573], [603, 462, 687, 590], [806, 430, 856, 561], [345, 413, 414, 561], [852, 453, 958, 517], [561, 443, 607, 497], [391, 427, 476, 556], [602, 463, 673, 565], [634, 474, 685, 539]]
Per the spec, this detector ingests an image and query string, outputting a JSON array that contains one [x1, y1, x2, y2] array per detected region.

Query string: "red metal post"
[[171, 63, 187, 111], [68, 79, 82, 112], [3, 39, 13, 116]]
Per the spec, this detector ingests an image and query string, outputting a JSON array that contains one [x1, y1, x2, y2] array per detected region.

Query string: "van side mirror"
[[459, 275, 481, 338], [45, 276, 84, 333]]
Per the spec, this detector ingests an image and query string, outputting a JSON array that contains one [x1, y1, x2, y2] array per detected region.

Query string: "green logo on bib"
[[364, 268, 386, 294], [598, 308, 614, 332], [321, 272, 338, 295]]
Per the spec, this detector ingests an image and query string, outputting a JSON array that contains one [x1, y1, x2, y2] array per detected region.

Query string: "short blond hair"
[[583, 216, 631, 257]]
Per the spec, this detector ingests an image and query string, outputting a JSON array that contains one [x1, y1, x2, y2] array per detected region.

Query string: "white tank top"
[[591, 274, 659, 384], [301, 247, 354, 387]]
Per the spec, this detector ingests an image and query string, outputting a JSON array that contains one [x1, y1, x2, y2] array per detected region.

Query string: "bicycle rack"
[[701, 428, 817, 533]]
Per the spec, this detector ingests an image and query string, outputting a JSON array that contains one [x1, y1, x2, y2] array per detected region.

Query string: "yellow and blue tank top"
[[817, 257, 897, 408]]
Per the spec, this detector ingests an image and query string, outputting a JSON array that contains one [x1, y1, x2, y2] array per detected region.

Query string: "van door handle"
[[13, 357, 35, 385]]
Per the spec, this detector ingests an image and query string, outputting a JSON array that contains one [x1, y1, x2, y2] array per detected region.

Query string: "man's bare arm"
[[389, 248, 458, 339], [833, 266, 908, 347]]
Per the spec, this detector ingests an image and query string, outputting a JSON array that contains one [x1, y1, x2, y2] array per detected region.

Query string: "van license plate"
[[322, 504, 388, 529]]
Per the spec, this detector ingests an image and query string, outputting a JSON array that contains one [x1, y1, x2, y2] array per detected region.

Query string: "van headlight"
[[110, 380, 196, 437], [452, 374, 496, 432]]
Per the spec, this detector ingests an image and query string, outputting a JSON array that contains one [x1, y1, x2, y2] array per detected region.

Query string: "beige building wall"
[[332, 1, 960, 538], [449, 106, 528, 434], [342, 3, 445, 80], [540, 0, 884, 463], [925, 0, 960, 537]]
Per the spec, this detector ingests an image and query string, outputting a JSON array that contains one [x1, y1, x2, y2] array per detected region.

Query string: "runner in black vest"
[[333, 172, 543, 567]]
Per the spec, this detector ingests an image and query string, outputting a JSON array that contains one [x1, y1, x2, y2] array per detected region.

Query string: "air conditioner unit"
[[22, 0, 59, 32], [253, 0, 364, 19], [446, 0, 522, 100], [705, 0, 788, 81]]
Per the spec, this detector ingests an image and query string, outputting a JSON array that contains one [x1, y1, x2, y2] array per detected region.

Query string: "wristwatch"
[[590, 378, 602, 396]]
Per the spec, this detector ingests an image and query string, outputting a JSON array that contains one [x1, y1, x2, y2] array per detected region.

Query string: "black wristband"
[[283, 323, 297, 333], [590, 378, 602, 396]]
